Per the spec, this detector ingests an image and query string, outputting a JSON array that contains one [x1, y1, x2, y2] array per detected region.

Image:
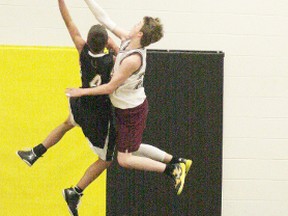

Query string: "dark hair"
[[140, 16, 164, 47], [87, 24, 108, 53]]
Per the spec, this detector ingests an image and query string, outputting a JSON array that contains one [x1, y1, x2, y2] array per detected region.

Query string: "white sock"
[[132, 143, 166, 162]]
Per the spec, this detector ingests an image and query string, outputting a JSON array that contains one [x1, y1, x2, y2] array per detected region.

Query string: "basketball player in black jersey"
[[16, 0, 118, 215]]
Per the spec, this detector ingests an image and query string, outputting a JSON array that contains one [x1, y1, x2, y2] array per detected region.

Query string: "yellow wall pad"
[[0, 45, 106, 216]]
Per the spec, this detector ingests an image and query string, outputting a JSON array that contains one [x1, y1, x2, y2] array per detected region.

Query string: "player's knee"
[[63, 118, 74, 129], [117, 154, 131, 169], [104, 160, 113, 168]]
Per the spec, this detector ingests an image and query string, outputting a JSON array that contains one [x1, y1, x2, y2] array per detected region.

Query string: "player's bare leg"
[[17, 115, 74, 166], [42, 115, 75, 149], [77, 159, 112, 190], [118, 151, 187, 195], [133, 144, 193, 175], [63, 159, 112, 216]]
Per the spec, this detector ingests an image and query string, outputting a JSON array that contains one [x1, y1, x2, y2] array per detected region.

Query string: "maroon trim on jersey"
[[120, 52, 143, 75]]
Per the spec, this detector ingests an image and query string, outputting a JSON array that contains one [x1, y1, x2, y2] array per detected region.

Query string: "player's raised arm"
[[83, 0, 130, 41], [107, 36, 119, 56], [58, 0, 85, 53]]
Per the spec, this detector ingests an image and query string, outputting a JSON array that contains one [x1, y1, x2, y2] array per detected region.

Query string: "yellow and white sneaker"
[[172, 163, 186, 195], [181, 158, 193, 175]]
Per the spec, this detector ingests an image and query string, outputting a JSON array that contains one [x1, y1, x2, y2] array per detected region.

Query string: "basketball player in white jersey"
[[66, 0, 193, 199]]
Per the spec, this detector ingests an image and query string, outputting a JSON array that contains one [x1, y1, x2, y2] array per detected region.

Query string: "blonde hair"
[[140, 16, 164, 47]]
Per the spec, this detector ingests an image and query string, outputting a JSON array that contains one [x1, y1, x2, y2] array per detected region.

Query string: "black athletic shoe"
[[172, 163, 186, 195], [63, 187, 83, 216], [16, 149, 39, 167]]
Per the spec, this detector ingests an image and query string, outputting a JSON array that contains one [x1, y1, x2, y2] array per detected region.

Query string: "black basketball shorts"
[[69, 97, 116, 161]]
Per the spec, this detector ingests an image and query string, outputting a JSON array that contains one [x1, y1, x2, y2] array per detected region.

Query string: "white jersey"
[[109, 40, 147, 109]]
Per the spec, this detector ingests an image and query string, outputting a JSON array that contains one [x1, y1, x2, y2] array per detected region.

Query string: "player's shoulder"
[[80, 43, 90, 55], [122, 53, 142, 67]]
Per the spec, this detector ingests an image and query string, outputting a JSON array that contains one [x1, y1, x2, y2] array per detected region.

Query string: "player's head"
[[140, 16, 163, 47], [87, 24, 108, 53]]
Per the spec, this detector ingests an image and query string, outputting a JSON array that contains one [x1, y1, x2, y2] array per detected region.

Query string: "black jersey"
[[79, 44, 114, 107], [69, 44, 116, 155]]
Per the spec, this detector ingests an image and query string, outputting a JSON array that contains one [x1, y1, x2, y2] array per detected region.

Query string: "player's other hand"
[[65, 88, 83, 97]]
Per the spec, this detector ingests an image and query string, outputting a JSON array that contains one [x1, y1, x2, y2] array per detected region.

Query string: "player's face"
[[129, 20, 144, 38]]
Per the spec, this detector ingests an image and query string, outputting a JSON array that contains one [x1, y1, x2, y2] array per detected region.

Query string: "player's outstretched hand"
[[65, 88, 83, 97]]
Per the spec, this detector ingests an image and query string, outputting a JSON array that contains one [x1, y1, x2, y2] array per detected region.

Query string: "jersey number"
[[89, 74, 102, 87]]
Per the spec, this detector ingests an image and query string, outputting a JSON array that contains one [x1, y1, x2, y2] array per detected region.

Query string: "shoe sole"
[[185, 159, 193, 175], [16, 151, 32, 167], [177, 163, 186, 195], [62, 190, 78, 216]]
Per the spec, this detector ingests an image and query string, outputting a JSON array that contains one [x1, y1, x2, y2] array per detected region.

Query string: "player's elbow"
[[106, 83, 117, 94], [106, 86, 114, 94]]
